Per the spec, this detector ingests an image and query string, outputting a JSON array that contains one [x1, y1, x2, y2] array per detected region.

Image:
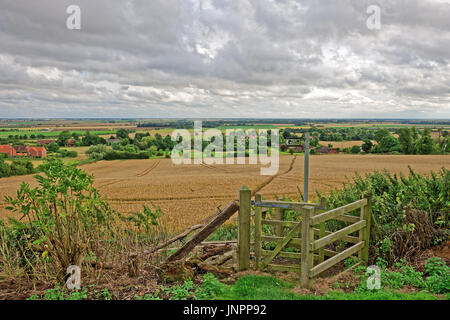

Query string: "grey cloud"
[[0, 0, 449, 118]]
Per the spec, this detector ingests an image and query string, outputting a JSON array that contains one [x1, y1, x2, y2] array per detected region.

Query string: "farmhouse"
[[37, 139, 56, 145], [26, 146, 47, 158], [316, 146, 339, 154], [0, 145, 17, 157], [14, 145, 28, 153], [0, 144, 47, 158], [67, 139, 76, 147]]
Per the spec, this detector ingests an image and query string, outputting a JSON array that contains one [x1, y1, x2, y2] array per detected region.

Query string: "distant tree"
[[361, 139, 373, 153], [0, 159, 11, 178], [378, 135, 400, 153], [374, 129, 390, 143], [116, 129, 129, 140], [282, 130, 291, 139], [57, 131, 72, 146], [47, 142, 60, 152], [398, 128, 415, 154], [81, 131, 106, 146], [72, 132, 80, 141], [417, 127, 434, 154], [350, 145, 361, 154]]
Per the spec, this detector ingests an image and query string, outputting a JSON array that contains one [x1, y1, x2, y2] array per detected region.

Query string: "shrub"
[[316, 167, 449, 265], [4, 159, 117, 279]]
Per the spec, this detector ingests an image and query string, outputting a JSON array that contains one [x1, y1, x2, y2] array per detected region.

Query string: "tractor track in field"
[[96, 178, 127, 188], [251, 155, 297, 196], [106, 195, 234, 202], [200, 163, 232, 173], [136, 160, 160, 177]]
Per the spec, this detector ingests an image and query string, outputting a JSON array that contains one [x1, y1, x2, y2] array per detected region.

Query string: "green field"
[[0, 130, 116, 138]]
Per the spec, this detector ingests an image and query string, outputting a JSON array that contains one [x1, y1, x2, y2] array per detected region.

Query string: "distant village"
[[0, 139, 73, 158]]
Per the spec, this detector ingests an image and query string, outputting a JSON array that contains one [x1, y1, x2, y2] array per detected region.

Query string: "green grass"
[[216, 275, 442, 300], [217, 276, 316, 300]]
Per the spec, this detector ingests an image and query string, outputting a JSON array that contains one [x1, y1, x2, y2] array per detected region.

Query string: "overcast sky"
[[0, 0, 449, 119]]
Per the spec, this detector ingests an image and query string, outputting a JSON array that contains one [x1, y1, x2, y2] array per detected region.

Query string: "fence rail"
[[237, 186, 372, 288]]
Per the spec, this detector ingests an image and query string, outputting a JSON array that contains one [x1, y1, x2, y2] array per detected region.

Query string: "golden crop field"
[[0, 155, 448, 232]]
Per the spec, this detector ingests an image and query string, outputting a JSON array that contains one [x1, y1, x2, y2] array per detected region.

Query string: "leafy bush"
[[355, 258, 449, 294], [0, 159, 35, 178], [4, 159, 117, 279], [27, 287, 88, 300], [207, 224, 238, 241], [424, 257, 450, 294], [195, 273, 226, 300], [317, 167, 449, 264]]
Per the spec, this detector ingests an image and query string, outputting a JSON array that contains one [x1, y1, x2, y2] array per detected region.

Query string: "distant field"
[[1, 154, 448, 232], [0, 130, 116, 137], [217, 125, 278, 130], [320, 141, 375, 149]]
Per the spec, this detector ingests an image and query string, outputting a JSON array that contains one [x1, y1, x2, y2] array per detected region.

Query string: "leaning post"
[[238, 186, 252, 271]]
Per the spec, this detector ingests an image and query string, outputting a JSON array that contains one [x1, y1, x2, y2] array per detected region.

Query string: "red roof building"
[[14, 145, 28, 153], [37, 139, 55, 145], [317, 146, 339, 154], [26, 146, 47, 158], [0, 145, 16, 157]]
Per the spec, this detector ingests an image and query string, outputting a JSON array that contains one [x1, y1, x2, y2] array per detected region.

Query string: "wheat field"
[[0, 155, 448, 232]]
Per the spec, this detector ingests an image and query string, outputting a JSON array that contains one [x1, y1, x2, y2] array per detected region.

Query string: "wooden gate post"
[[361, 192, 373, 265], [301, 206, 314, 288], [275, 208, 283, 236], [238, 186, 252, 271], [254, 193, 263, 271], [317, 197, 327, 264]]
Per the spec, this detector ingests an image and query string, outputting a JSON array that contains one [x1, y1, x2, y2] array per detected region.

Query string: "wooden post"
[[318, 197, 326, 264], [254, 193, 262, 271], [361, 193, 372, 265], [238, 186, 251, 271], [301, 206, 314, 288]]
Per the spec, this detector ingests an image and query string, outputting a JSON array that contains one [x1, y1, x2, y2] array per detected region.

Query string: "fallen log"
[[205, 250, 234, 266], [140, 224, 205, 255], [166, 200, 239, 262], [187, 258, 234, 278], [153, 224, 204, 252], [197, 244, 232, 261]]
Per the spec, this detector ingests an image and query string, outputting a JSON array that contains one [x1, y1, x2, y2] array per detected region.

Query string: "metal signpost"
[[304, 132, 309, 203], [285, 138, 302, 146], [285, 134, 310, 202]]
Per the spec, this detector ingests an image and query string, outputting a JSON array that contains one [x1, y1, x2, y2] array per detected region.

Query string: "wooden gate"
[[237, 186, 372, 288]]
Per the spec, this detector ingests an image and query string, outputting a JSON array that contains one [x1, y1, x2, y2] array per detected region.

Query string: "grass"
[[216, 275, 442, 300], [218, 275, 313, 300]]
